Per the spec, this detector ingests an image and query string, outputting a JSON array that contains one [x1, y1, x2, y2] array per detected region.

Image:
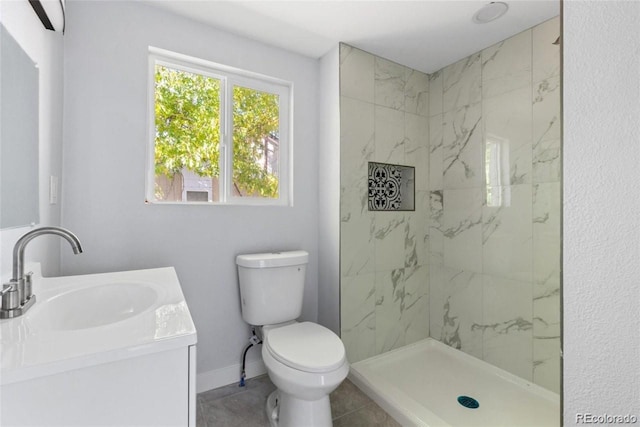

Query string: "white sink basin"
[[0, 265, 197, 386], [33, 282, 159, 331]]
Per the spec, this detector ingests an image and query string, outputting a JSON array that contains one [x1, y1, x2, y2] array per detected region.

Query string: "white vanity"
[[0, 265, 197, 426]]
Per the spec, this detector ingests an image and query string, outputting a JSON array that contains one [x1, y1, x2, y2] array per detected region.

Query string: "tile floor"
[[197, 375, 401, 427]]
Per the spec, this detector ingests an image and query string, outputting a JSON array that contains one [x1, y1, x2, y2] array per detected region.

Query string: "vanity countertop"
[[0, 265, 197, 385]]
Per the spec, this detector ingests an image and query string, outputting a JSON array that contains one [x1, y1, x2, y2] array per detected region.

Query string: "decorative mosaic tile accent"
[[368, 162, 415, 211]]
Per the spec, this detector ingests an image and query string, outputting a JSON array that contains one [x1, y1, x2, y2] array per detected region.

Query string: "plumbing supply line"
[[239, 329, 262, 387]]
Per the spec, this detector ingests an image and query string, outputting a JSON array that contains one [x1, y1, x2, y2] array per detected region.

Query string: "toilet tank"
[[236, 251, 309, 326]]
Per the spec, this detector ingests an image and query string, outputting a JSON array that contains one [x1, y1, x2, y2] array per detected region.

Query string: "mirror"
[[1, 24, 40, 229]]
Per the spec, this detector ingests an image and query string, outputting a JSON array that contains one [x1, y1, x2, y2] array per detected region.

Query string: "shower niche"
[[367, 162, 415, 211]]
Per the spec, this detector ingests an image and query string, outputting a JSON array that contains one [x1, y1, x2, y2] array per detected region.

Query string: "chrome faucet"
[[0, 226, 83, 319]]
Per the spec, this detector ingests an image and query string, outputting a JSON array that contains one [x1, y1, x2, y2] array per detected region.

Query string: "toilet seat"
[[265, 322, 346, 373]]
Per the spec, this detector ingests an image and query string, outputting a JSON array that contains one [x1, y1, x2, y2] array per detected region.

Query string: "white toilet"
[[236, 250, 349, 427]]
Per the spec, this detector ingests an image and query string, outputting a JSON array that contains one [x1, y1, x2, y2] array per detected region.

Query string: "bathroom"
[[1, 0, 639, 426]]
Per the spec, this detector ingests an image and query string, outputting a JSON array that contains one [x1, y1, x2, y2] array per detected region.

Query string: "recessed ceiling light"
[[473, 2, 509, 24]]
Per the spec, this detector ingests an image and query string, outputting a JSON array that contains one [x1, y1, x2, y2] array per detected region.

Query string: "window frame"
[[146, 47, 293, 206]]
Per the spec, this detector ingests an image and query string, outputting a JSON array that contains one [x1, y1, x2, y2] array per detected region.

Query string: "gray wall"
[[61, 1, 319, 391]]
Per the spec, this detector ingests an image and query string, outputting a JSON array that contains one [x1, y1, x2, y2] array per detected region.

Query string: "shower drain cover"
[[457, 395, 480, 409]]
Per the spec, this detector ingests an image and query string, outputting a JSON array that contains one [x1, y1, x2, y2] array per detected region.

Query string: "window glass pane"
[[153, 64, 221, 202], [232, 85, 280, 199]]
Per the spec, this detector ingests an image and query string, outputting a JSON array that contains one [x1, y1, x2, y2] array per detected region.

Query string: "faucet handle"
[[24, 272, 34, 302], [1, 282, 20, 310], [0, 283, 14, 296]]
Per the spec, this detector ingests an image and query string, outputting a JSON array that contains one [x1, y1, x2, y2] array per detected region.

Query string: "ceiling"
[[145, 0, 559, 74]]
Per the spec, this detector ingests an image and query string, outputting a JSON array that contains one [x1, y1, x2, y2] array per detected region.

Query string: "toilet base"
[[265, 389, 332, 427], [266, 390, 279, 427]]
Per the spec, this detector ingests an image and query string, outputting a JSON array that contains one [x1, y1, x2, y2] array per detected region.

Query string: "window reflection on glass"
[[485, 134, 511, 207]]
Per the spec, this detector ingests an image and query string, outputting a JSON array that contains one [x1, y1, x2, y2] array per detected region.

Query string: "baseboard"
[[196, 359, 267, 393]]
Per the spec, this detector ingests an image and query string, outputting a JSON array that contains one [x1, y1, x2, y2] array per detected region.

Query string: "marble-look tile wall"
[[428, 17, 560, 393], [339, 44, 430, 363]]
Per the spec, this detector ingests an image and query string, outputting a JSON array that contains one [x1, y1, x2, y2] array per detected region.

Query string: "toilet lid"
[[265, 322, 346, 373]]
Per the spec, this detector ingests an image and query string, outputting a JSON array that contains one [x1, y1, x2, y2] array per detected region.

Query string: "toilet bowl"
[[236, 251, 349, 427], [261, 322, 349, 427]]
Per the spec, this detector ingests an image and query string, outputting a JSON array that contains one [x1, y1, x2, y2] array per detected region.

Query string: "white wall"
[[317, 46, 340, 335], [61, 1, 319, 391], [0, 1, 64, 281], [563, 1, 640, 423]]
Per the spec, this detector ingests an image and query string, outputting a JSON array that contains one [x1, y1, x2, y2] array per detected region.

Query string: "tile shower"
[[340, 44, 431, 363], [340, 17, 560, 393]]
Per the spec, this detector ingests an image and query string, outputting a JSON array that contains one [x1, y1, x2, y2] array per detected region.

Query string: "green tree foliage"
[[232, 86, 279, 197], [154, 65, 220, 179], [154, 65, 280, 199]]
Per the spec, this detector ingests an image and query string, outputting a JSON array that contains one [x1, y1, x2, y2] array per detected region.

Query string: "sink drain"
[[457, 395, 480, 409]]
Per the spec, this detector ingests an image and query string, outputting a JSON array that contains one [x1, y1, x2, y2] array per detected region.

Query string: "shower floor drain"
[[457, 395, 480, 409]]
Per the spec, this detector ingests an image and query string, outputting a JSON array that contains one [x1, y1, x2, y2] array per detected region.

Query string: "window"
[[485, 134, 511, 207], [146, 47, 292, 205]]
